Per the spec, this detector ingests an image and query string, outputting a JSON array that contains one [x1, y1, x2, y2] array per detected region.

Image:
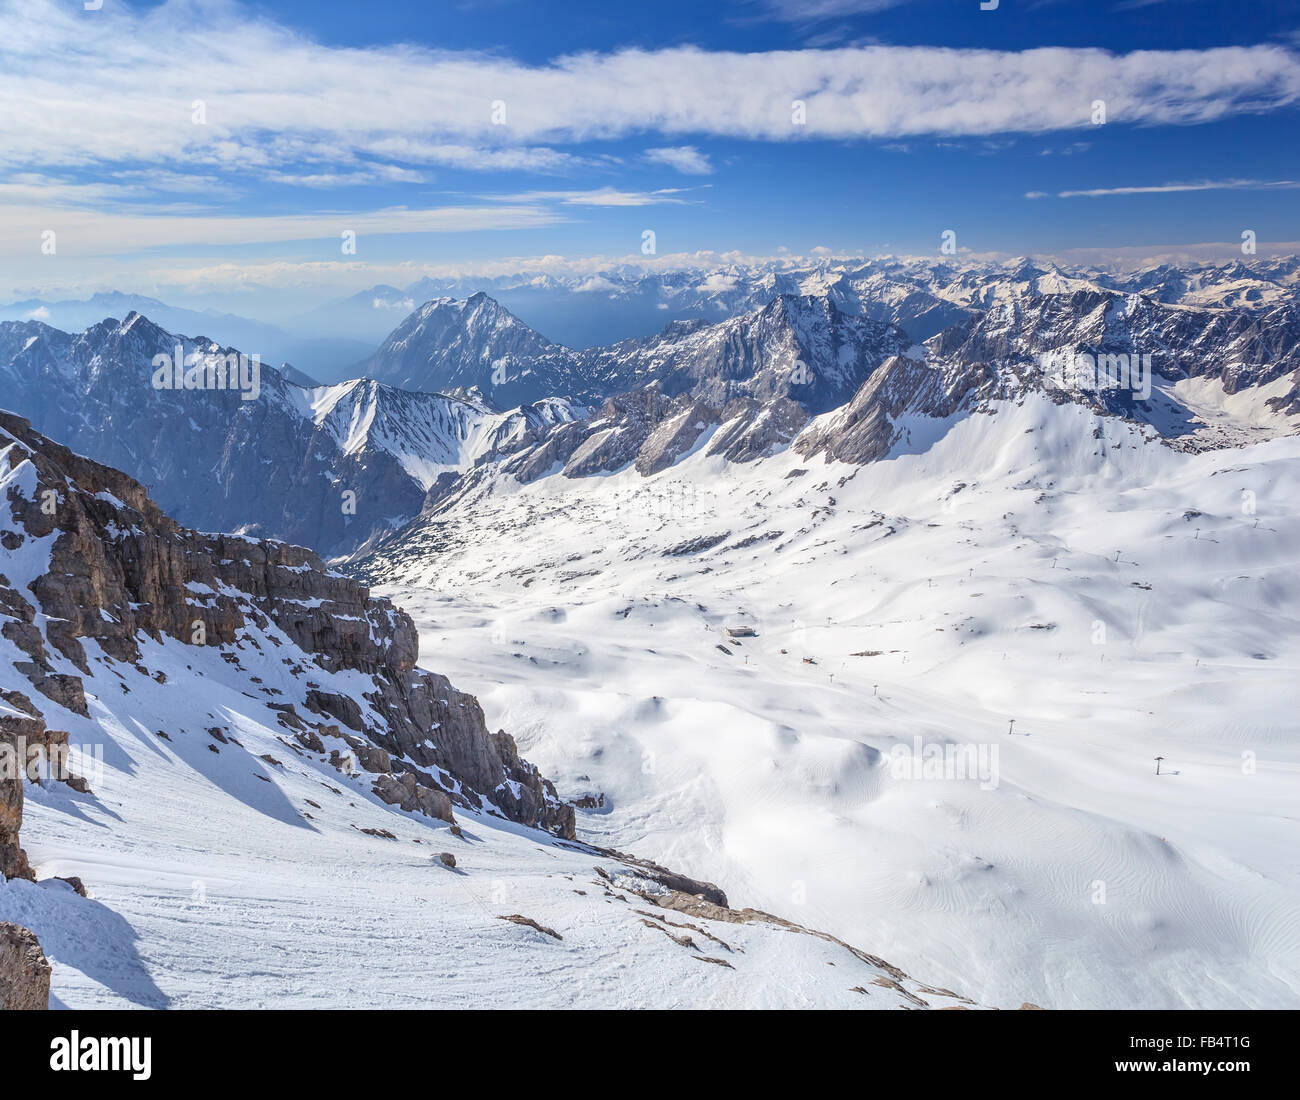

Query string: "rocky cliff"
[[0, 922, 50, 1010], [0, 407, 575, 884]]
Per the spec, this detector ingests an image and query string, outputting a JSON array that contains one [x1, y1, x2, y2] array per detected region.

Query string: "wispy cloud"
[[1, 0, 1296, 191], [755, 0, 908, 21], [105, 249, 846, 297], [1032, 178, 1300, 198], [644, 146, 715, 175], [264, 166, 430, 189], [0, 202, 565, 258], [16, 241, 1300, 303], [486, 187, 700, 206]]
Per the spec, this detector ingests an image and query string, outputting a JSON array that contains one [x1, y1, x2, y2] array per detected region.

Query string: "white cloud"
[[361, 140, 604, 174], [1048, 178, 1300, 198], [644, 146, 714, 174], [573, 276, 619, 292], [696, 273, 741, 294], [0, 0, 1296, 187], [264, 166, 430, 188], [488, 188, 697, 207], [0, 202, 565, 259]]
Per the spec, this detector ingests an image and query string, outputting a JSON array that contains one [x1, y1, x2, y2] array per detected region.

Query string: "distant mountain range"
[[2, 256, 1297, 559], [14, 254, 1295, 381], [0, 311, 580, 554], [0, 292, 369, 380], [327, 253, 1300, 351]]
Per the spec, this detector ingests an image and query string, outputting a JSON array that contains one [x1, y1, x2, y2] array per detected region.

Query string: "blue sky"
[[2, 0, 1299, 308]]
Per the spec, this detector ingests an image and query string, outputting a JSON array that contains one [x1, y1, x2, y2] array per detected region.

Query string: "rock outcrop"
[[0, 409, 574, 841], [0, 700, 42, 880], [0, 922, 50, 1010]]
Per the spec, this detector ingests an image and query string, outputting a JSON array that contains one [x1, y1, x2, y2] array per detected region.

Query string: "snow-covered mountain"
[[347, 371, 1300, 1010], [0, 292, 372, 378], [353, 283, 1300, 518], [6, 260, 1299, 569], [579, 294, 916, 413], [354, 291, 917, 487], [365, 291, 914, 413], [798, 290, 1300, 466], [0, 294, 916, 550], [316, 256, 1300, 1011], [0, 312, 581, 554], [0, 410, 994, 1009], [332, 254, 1300, 352], [1100, 258, 1300, 310], [361, 292, 583, 405]]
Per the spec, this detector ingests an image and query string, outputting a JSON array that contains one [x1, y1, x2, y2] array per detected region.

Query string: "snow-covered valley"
[[0, 409, 983, 1010], [7, 644, 964, 1010], [358, 394, 1300, 1010]]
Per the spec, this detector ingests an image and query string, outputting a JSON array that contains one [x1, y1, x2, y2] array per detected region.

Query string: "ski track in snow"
[[364, 394, 1300, 1010]]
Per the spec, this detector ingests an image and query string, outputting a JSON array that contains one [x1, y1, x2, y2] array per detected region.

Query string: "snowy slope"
[[354, 392, 1300, 1010], [0, 410, 987, 1010], [3, 635, 980, 1010]]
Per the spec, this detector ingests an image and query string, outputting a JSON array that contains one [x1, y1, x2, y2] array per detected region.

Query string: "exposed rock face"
[[0, 313, 582, 556], [593, 851, 729, 908], [0, 922, 50, 1010], [2, 688, 74, 880], [0, 704, 43, 881], [0, 742, 29, 879], [362, 293, 585, 407], [580, 294, 914, 414], [924, 290, 1300, 424], [0, 409, 574, 842], [636, 401, 721, 476], [374, 772, 454, 822], [705, 396, 809, 462], [561, 388, 677, 479], [929, 290, 1300, 395], [796, 355, 993, 465]]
